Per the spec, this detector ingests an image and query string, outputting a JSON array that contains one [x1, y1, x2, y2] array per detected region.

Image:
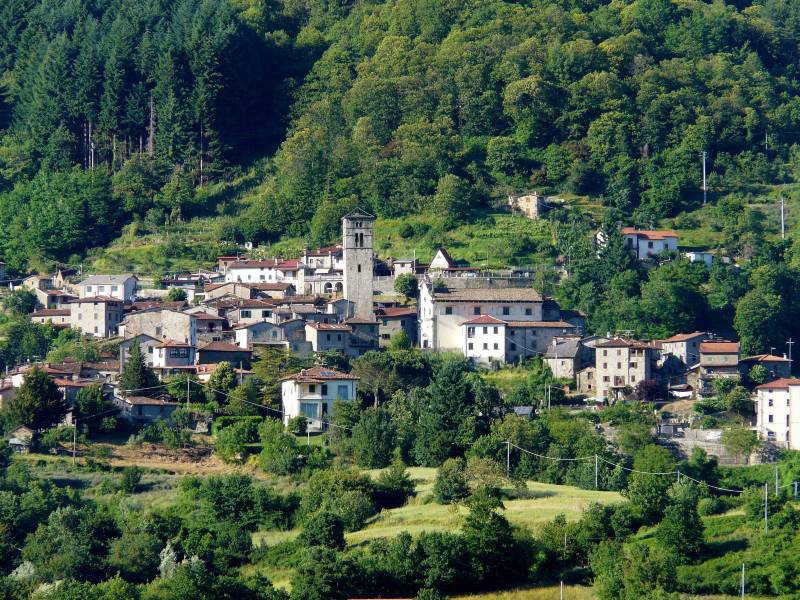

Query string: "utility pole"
[[506, 441, 511, 477], [788, 338, 795, 362], [794, 481, 798, 499], [775, 466, 779, 497], [741, 563, 746, 599], [764, 483, 769, 532], [72, 420, 77, 465], [702, 151, 707, 205], [186, 375, 190, 407], [595, 454, 599, 489], [781, 196, 786, 240]]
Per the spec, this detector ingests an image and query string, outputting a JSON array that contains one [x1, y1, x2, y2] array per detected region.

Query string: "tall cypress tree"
[[120, 340, 159, 397]]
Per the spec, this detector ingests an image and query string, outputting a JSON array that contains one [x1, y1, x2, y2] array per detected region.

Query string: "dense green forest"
[[2, 0, 800, 269]]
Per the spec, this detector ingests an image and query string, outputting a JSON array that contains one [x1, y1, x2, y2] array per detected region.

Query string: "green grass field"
[[253, 468, 623, 548]]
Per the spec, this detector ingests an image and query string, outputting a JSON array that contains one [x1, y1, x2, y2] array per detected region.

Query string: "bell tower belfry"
[[342, 209, 375, 319]]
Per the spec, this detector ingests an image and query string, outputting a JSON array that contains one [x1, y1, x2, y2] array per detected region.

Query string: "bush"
[[287, 416, 307, 435], [373, 460, 416, 510], [120, 466, 144, 493], [434, 458, 469, 504], [260, 419, 301, 475], [698, 497, 723, 516], [216, 420, 259, 464], [211, 416, 263, 436], [298, 511, 345, 549]]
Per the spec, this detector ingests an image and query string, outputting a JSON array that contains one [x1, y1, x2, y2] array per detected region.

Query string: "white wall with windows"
[[282, 372, 358, 432]]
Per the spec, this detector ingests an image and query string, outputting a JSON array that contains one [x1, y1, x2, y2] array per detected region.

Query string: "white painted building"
[[78, 274, 138, 302], [620, 227, 679, 260], [418, 282, 544, 351], [754, 378, 800, 449], [462, 315, 506, 365], [224, 259, 300, 288], [281, 366, 359, 432]]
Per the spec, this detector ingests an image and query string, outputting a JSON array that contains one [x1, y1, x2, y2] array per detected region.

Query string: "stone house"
[[70, 297, 124, 338], [375, 306, 418, 347], [196, 341, 253, 369], [594, 338, 657, 402]]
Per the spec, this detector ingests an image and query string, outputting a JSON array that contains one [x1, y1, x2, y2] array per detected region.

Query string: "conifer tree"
[[120, 340, 159, 397]]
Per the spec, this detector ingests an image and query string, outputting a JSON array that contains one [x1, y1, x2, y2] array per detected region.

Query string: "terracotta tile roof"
[[233, 321, 276, 330], [595, 337, 653, 349], [661, 332, 705, 343], [742, 354, 792, 363], [235, 299, 277, 309], [461, 315, 507, 326], [155, 340, 195, 349], [277, 259, 300, 269], [307, 322, 352, 331], [227, 259, 281, 269], [283, 365, 359, 382], [432, 288, 542, 302], [700, 342, 739, 354], [306, 245, 342, 256], [82, 361, 120, 371], [343, 316, 377, 324], [31, 308, 70, 317], [190, 311, 226, 320], [506, 320, 577, 329], [199, 341, 252, 353], [44, 290, 76, 296], [128, 301, 187, 312], [245, 282, 293, 291], [53, 378, 98, 387], [621, 227, 679, 240], [755, 378, 800, 390]]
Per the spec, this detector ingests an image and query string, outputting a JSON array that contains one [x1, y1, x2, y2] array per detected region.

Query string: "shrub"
[[434, 458, 469, 504], [211, 416, 263, 436], [298, 511, 345, 549], [373, 460, 415, 509], [287, 416, 307, 435], [120, 466, 144, 493], [698, 496, 723, 516], [260, 419, 301, 475]]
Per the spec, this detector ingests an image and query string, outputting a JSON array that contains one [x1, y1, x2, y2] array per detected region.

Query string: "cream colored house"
[[754, 378, 800, 449], [594, 338, 656, 402], [281, 366, 359, 432]]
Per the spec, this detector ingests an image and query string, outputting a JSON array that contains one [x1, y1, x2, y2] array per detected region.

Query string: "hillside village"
[[0, 210, 791, 460]]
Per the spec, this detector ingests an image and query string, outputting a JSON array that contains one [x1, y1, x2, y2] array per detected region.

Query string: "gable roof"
[[375, 307, 417, 318], [284, 365, 359, 382], [742, 353, 792, 363], [595, 337, 653, 349], [430, 247, 456, 268], [461, 315, 507, 326], [342, 208, 375, 220], [661, 332, 705, 343], [755, 378, 800, 390], [621, 227, 679, 240], [307, 322, 352, 331], [432, 287, 542, 302], [71, 296, 122, 303], [700, 342, 739, 354], [79, 274, 136, 285], [31, 308, 70, 317]]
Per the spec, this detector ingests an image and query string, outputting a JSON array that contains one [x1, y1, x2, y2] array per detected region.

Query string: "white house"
[[462, 315, 506, 365], [620, 227, 679, 260], [78, 274, 138, 302], [224, 259, 300, 288], [152, 340, 196, 369], [281, 366, 359, 432], [418, 283, 544, 351], [685, 251, 713, 268], [754, 378, 800, 449], [234, 320, 286, 349]]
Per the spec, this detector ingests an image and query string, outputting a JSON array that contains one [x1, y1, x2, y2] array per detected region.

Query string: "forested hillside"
[[1, 0, 800, 268]]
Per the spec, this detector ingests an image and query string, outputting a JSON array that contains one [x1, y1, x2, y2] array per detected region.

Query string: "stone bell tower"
[[342, 209, 375, 320]]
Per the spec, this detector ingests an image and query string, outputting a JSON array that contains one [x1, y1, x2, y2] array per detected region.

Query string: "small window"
[[510, 343, 517, 351], [483, 343, 488, 350], [603, 363, 607, 369], [493, 343, 498, 350], [474, 307, 481, 315], [493, 327, 498, 334], [321, 384, 328, 395], [630, 362, 637, 368], [357, 264, 362, 273], [603, 350, 607, 356], [326, 334, 331, 341], [309, 384, 316, 393], [468, 342, 473, 350], [502, 306, 510, 315], [769, 414, 773, 423], [444, 306, 453, 315], [483, 327, 487, 334], [603, 376, 610, 382], [769, 399, 774, 407], [617, 363, 621, 369], [241, 310, 251, 318], [525, 308, 532, 316]]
